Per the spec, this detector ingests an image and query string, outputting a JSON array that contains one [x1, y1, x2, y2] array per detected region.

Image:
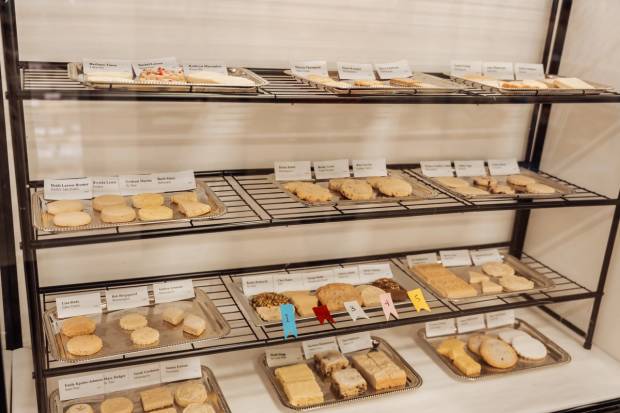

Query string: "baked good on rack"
[[453, 353, 482, 377], [499, 275, 535, 291], [178, 201, 212, 217], [454, 186, 490, 196], [183, 314, 207, 336], [526, 182, 555, 194], [467, 334, 494, 355], [100, 397, 134, 413], [61, 316, 96, 337], [437, 338, 467, 359], [140, 386, 174, 411], [53, 211, 92, 227], [162, 306, 185, 325], [553, 77, 594, 89], [66, 404, 94, 413], [374, 177, 413, 197], [153, 408, 179, 413], [467, 271, 489, 283], [314, 351, 349, 376], [480, 338, 518, 369], [47, 200, 84, 215], [332, 367, 368, 397], [473, 176, 497, 188], [353, 79, 385, 87], [365, 176, 389, 188], [481, 280, 503, 294], [282, 291, 317, 317], [66, 334, 103, 356], [100, 205, 137, 223], [506, 174, 536, 188], [433, 176, 469, 188], [139, 66, 185, 82], [512, 335, 547, 360], [132, 193, 164, 208], [275, 363, 324, 407], [339, 180, 374, 201], [282, 181, 305, 193], [251, 292, 291, 321], [130, 326, 160, 346], [119, 313, 148, 331], [316, 283, 362, 312], [175, 381, 208, 407], [183, 404, 216, 413], [171, 192, 198, 204], [415, 264, 477, 299], [355, 285, 385, 307], [138, 205, 174, 221], [371, 278, 408, 302], [295, 183, 332, 203], [490, 184, 516, 195], [186, 71, 255, 86], [389, 78, 422, 87], [328, 178, 354, 191], [498, 328, 530, 344], [481, 262, 515, 277], [255, 306, 281, 321], [351, 350, 406, 390], [92, 194, 125, 211]]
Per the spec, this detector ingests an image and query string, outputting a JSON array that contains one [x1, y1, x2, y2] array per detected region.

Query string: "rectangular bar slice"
[[314, 351, 349, 376], [332, 367, 368, 398], [352, 350, 407, 390]]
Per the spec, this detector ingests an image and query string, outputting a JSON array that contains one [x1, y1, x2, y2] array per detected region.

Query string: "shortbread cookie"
[[61, 316, 96, 337], [66, 404, 94, 413], [138, 205, 174, 221], [355, 285, 385, 307], [282, 291, 318, 317], [132, 193, 164, 208], [162, 306, 185, 326], [375, 177, 413, 197], [436, 338, 466, 360], [498, 328, 530, 344], [353, 79, 385, 87], [467, 334, 493, 355], [480, 338, 518, 369], [506, 174, 536, 187], [473, 176, 497, 188], [119, 313, 148, 331], [255, 306, 281, 321], [512, 336, 547, 360], [100, 205, 136, 223], [183, 404, 216, 413], [328, 178, 353, 191], [152, 408, 178, 413], [171, 192, 198, 204], [490, 184, 516, 195], [389, 78, 422, 87], [100, 397, 133, 413], [526, 183, 555, 194], [130, 326, 160, 346], [183, 314, 206, 336], [295, 183, 332, 203], [178, 201, 211, 217], [468, 271, 489, 283], [175, 381, 208, 407], [66, 334, 103, 356], [140, 387, 174, 411], [454, 186, 489, 196], [92, 195, 125, 211], [453, 353, 482, 377], [482, 262, 515, 278], [434, 176, 469, 188], [53, 211, 92, 227], [499, 275, 535, 291], [481, 280, 503, 294], [47, 200, 84, 215], [365, 176, 389, 188], [339, 180, 374, 200]]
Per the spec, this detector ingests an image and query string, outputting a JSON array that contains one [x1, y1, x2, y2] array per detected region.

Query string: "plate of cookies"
[[50, 365, 231, 413], [43, 288, 230, 363], [261, 337, 422, 411], [418, 318, 570, 381], [32, 181, 227, 234], [273, 170, 436, 206]]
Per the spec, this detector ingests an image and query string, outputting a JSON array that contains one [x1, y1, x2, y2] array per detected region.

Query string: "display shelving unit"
[[1, 0, 619, 411]]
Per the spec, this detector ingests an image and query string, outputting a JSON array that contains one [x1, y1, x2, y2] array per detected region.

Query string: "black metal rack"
[[1, 0, 619, 412]]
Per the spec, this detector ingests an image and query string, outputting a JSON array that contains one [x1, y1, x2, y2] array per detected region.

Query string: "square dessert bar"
[[314, 351, 350, 376], [332, 367, 368, 398], [275, 363, 325, 407], [352, 350, 407, 390]]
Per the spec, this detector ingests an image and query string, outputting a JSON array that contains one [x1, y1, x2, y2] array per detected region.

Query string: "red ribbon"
[[312, 305, 335, 324]]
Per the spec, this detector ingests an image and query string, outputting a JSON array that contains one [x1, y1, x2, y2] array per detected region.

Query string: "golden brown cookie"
[[183, 314, 206, 336], [375, 177, 413, 197], [506, 174, 536, 187], [140, 387, 174, 411], [138, 206, 174, 221], [162, 306, 185, 326], [473, 176, 497, 188], [178, 201, 211, 217], [175, 381, 208, 407], [61, 316, 96, 337], [328, 178, 354, 191], [119, 313, 148, 331], [499, 275, 535, 291], [171, 192, 198, 204], [47, 200, 84, 215], [132, 193, 164, 208], [480, 338, 518, 369], [66, 334, 103, 356], [100, 205, 136, 223], [130, 326, 160, 346], [482, 262, 515, 277], [295, 183, 332, 203], [53, 211, 92, 227], [316, 283, 363, 312], [339, 180, 374, 200], [100, 397, 133, 413], [92, 195, 125, 212]]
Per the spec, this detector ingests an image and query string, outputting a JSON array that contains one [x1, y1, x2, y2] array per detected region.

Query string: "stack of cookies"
[[432, 173, 556, 197]]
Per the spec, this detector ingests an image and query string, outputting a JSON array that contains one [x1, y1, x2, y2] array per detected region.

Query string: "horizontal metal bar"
[[538, 305, 587, 337]]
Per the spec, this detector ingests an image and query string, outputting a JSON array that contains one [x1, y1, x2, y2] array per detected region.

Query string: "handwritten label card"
[[183, 63, 228, 75], [273, 273, 304, 293], [485, 310, 516, 328], [302, 337, 339, 359], [313, 159, 350, 180], [358, 263, 393, 283], [59, 373, 104, 401], [439, 249, 472, 267], [274, 161, 312, 181], [352, 159, 387, 178], [515, 63, 545, 80], [425, 319, 456, 337], [91, 176, 120, 196], [470, 248, 503, 266], [56, 293, 102, 319], [291, 60, 328, 77], [303, 270, 335, 290], [450, 60, 482, 77], [44, 178, 92, 200], [337, 332, 373, 353], [153, 279, 195, 304], [333, 267, 360, 284], [374, 60, 412, 80], [407, 253, 437, 268], [337, 62, 375, 80], [487, 159, 520, 176], [482, 61, 515, 80], [456, 315, 486, 333], [242, 274, 275, 296], [266, 347, 304, 367], [105, 286, 150, 311], [420, 160, 453, 177], [160, 358, 202, 383], [454, 160, 486, 177]]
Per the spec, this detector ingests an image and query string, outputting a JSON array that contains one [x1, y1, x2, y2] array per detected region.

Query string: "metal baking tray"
[[286, 70, 464, 95], [68, 62, 269, 94], [43, 288, 231, 363], [272, 170, 437, 206], [261, 336, 422, 411], [417, 318, 571, 381], [33, 181, 227, 234], [397, 250, 554, 303], [450, 74, 613, 96], [49, 366, 232, 413], [412, 167, 574, 200], [225, 260, 418, 327]]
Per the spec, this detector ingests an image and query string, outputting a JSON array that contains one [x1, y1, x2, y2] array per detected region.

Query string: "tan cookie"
[[53, 211, 92, 227], [138, 205, 174, 221], [100, 205, 136, 223], [183, 314, 207, 336], [152, 408, 178, 413], [119, 313, 148, 331], [162, 306, 185, 326], [454, 186, 489, 196], [100, 397, 133, 413], [436, 338, 466, 360], [178, 201, 211, 217], [92, 195, 125, 211], [480, 338, 518, 369], [526, 183, 555, 194], [183, 404, 216, 413], [140, 387, 173, 411], [171, 191, 198, 204], [328, 178, 354, 191], [467, 334, 494, 355], [132, 193, 164, 208], [339, 180, 374, 200], [295, 183, 332, 203], [375, 177, 413, 197], [434, 176, 469, 188], [499, 275, 535, 291], [66, 404, 94, 413], [353, 79, 385, 87], [473, 176, 497, 188], [61, 316, 96, 337], [482, 262, 515, 277], [66, 334, 103, 356], [365, 176, 390, 188], [130, 326, 160, 346], [175, 381, 208, 407], [506, 174, 536, 187], [282, 181, 305, 193], [47, 200, 84, 215], [490, 184, 516, 195]]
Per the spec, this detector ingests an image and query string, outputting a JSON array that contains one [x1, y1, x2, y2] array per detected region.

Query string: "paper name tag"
[[450, 60, 482, 77], [454, 160, 486, 177], [183, 63, 228, 75], [420, 160, 453, 177], [56, 292, 102, 318], [160, 358, 202, 383], [44, 178, 92, 200], [103, 370, 132, 393], [130, 364, 162, 388], [456, 315, 486, 333], [408, 288, 431, 312], [59, 373, 104, 401], [151, 170, 196, 192], [515, 63, 545, 80], [485, 310, 516, 328], [91, 176, 120, 196], [132, 57, 179, 73], [337, 332, 373, 353], [487, 159, 520, 176], [313, 159, 350, 180], [380, 293, 399, 320], [281, 304, 298, 339], [266, 347, 304, 367], [407, 253, 437, 268], [242, 274, 275, 296], [337, 62, 374, 80], [352, 158, 387, 178], [118, 174, 156, 195], [105, 286, 150, 311], [303, 270, 335, 290], [273, 273, 304, 293], [153, 279, 195, 304], [302, 337, 339, 359], [470, 248, 502, 266], [344, 301, 368, 321], [439, 249, 472, 267], [425, 319, 456, 337], [333, 267, 360, 284], [274, 161, 312, 181], [374, 60, 412, 80], [82, 59, 133, 75], [358, 263, 393, 283], [291, 60, 328, 77], [483, 61, 515, 80]]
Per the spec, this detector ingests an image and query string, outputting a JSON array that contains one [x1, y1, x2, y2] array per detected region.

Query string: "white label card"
[[515, 63, 545, 80], [91, 176, 120, 196], [56, 293, 102, 319], [450, 60, 482, 77], [303, 270, 335, 290], [470, 248, 503, 266], [482, 61, 515, 80], [337, 62, 375, 80], [333, 267, 360, 284], [153, 279, 195, 304], [358, 263, 393, 283], [439, 249, 472, 267], [302, 337, 339, 359], [313, 159, 350, 180], [130, 364, 162, 388], [59, 374, 104, 401], [487, 159, 521, 176], [344, 301, 369, 321], [374, 60, 412, 80], [407, 253, 437, 267], [290, 60, 328, 77], [183, 63, 228, 75], [151, 170, 196, 192], [352, 158, 387, 178], [242, 274, 275, 296], [103, 370, 132, 393], [266, 347, 305, 367], [105, 286, 150, 311], [456, 315, 486, 333], [274, 161, 312, 181], [44, 178, 92, 200], [337, 332, 373, 353], [132, 57, 180, 73], [160, 358, 202, 383], [485, 310, 516, 328], [454, 160, 486, 177], [118, 174, 156, 195], [82, 59, 133, 75], [425, 319, 457, 338], [273, 273, 305, 293], [420, 160, 453, 177]]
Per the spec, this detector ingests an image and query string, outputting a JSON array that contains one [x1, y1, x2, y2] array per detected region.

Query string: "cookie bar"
[[275, 363, 324, 407], [371, 278, 408, 302], [332, 367, 368, 397], [351, 350, 406, 390], [314, 351, 349, 376], [140, 386, 174, 411]]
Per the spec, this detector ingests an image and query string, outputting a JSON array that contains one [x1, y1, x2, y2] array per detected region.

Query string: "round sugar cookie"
[[434, 176, 470, 189], [61, 316, 96, 337], [65, 403, 94, 413], [467, 334, 494, 355], [53, 211, 92, 227], [138, 206, 173, 222], [482, 262, 515, 278], [92, 194, 125, 211], [66, 334, 103, 356], [375, 177, 413, 197], [282, 181, 306, 194], [365, 176, 390, 188], [506, 174, 536, 187], [498, 328, 530, 344], [171, 191, 198, 204], [100, 397, 133, 413], [328, 178, 354, 191], [295, 183, 332, 203], [130, 326, 160, 346], [473, 176, 497, 188], [339, 180, 374, 200], [526, 183, 555, 194], [100, 205, 136, 223], [480, 338, 518, 369], [183, 404, 216, 413], [512, 336, 547, 360], [175, 382, 208, 407], [132, 193, 164, 209], [454, 186, 489, 196], [47, 200, 84, 215], [178, 201, 211, 218], [119, 313, 148, 331]]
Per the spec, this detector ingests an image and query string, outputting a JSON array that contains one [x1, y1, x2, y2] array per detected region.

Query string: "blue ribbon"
[[280, 303, 298, 339]]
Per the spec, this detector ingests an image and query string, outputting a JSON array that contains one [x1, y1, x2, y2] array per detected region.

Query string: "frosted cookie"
[[119, 313, 148, 331], [175, 381, 208, 407], [328, 178, 353, 191], [183, 314, 206, 336], [482, 262, 515, 278], [162, 306, 185, 326], [473, 176, 497, 188], [53, 211, 92, 227], [132, 193, 164, 208], [183, 404, 216, 413], [526, 183, 555, 194], [66, 334, 103, 356], [498, 328, 530, 344], [490, 184, 516, 195], [171, 192, 198, 204], [100, 205, 136, 223], [61, 316, 96, 337], [140, 387, 174, 411], [355, 285, 385, 307], [512, 336, 547, 360], [296, 183, 332, 203], [434, 176, 469, 188], [66, 404, 94, 413], [178, 201, 212, 217], [138, 205, 174, 221], [468, 271, 489, 284], [130, 326, 160, 346], [100, 397, 133, 413], [506, 174, 536, 187], [92, 194, 125, 211], [375, 177, 413, 197], [499, 275, 535, 291], [480, 338, 518, 369], [467, 334, 493, 355], [47, 200, 84, 215], [481, 280, 503, 294], [454, 186, 489, 196], [339, 180, 374, 201]]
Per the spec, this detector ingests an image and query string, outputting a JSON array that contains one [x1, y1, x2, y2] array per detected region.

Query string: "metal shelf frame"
[[0, 0, 618, 411]]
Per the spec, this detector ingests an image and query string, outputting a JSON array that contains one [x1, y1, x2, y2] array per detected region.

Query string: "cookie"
[[389, 78, 422, 87], [434, 176, 469, 188], [183, 404, 216, 413], [365, 176, 390, 188], [316, 283, 363, 312], [353, 79, 385, 87], [328, 178, 354, 191], [436, 338, 466, 360], [178, 201, 211, 217], [282, 181, 306, 193], [138, 205, 174, 221], [132, 193, 164, 208], [53, 211, 92, 227], [479, 338, 518, 369], [92, 195, 125, 211], [100, 397, 133, 413], [339, 180, 374, 200], [140, 387, 174, 411], [375, 177, 413, 197], [61, 316, 96, 337], [473, 176, 497, 188], [498, 328, 530, 344], [453, 354, 482, 377], [171, 192, 198, 204], [454, 186, 489, 196], [512, 336, 547, 360], [526, 183, 555, 194], [355, 285, 385, 307], [371, 278, 408, 302], [481, 280, 503, 294], [152, 409, 178, 413], [506, 174, 536, 187], [130, 326, 160, 346], [119, 313, 148, 331], [295, 183, 332, 203], [175, 381, 208, 407], [468, 271, 489, 283], [255, 306, 281, 321], [47, 200, 83, 215], [490, 184, 516, 195], [481, 262, 515, 277], [100, 205, 136, 223], [467, 334, 493, 355], [65, 403, 94, 413], [183, 314, 206, 336], [499, 275, 535, 291], [66, 334, 103, 356], [162, 306, 185, 326]]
